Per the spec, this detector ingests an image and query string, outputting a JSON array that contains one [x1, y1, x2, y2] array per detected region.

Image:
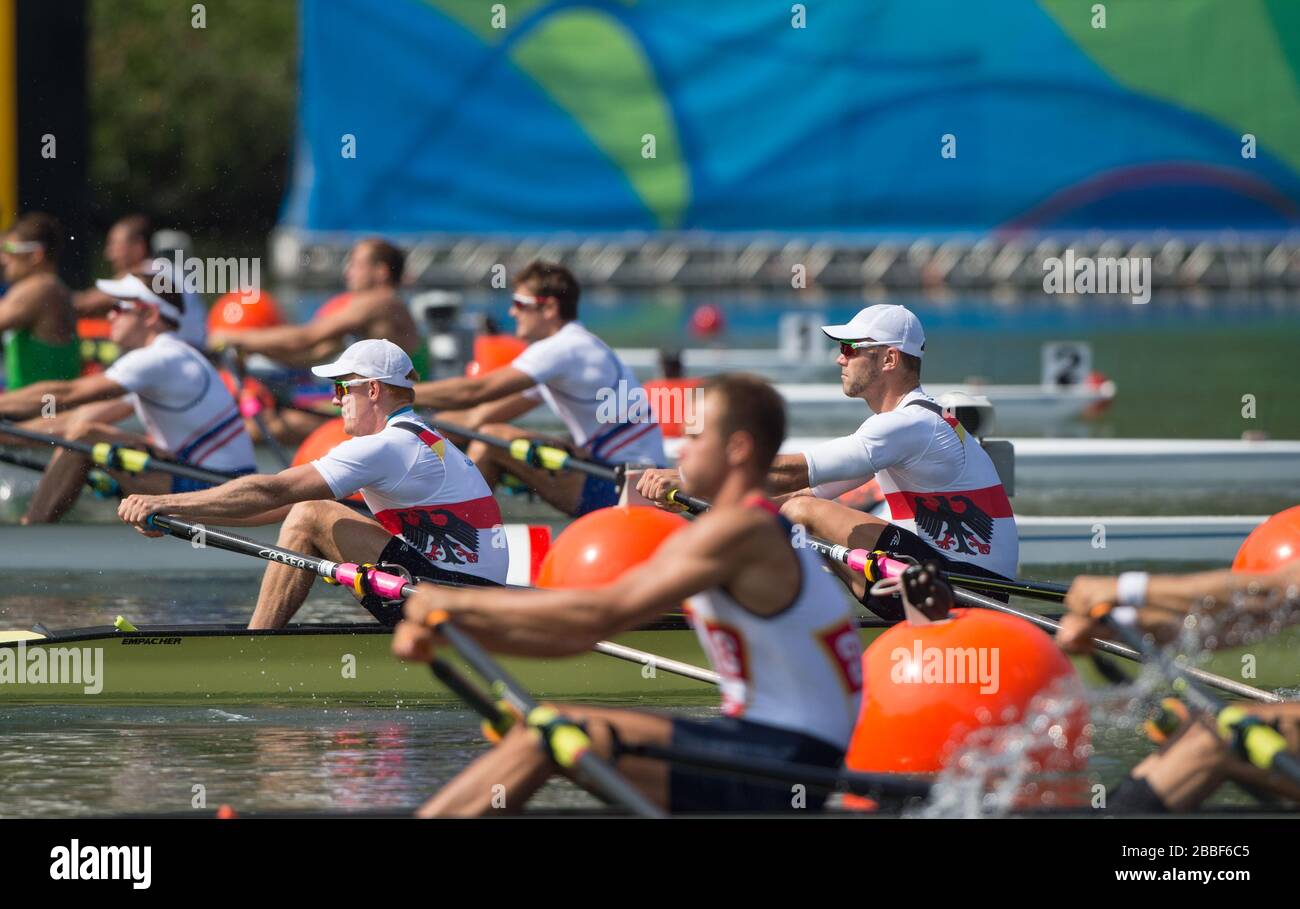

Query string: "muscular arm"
[[765, 453, 812, 495], [222, 292, 388, 365], [72, 288, 117, 317], [400, 514, 746, 657], [412, 366, 536, 410], [119, 463, 334, 524], [0, 374, 127, 421], [0, 282, 41, 333], [1061, 563, 1300, 651], [454, 392, 540, 428]]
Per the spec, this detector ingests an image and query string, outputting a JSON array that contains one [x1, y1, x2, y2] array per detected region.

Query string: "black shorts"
[[667, 716, 845, 813], [861, 524, 1010, 621], [360, 535, 501, 626]]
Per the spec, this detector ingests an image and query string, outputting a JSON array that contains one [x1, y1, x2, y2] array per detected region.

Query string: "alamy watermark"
[[1043, 250, 1151, 304], [0, 640, 103, 694], [890, 641, 1000, 694], [596, 380, 705, 434], [150, 251, 261, 303]]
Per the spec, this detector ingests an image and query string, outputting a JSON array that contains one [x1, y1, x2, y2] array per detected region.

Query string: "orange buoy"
[[291, 417, 363, 503], [466, 334, 528, 377], [215, 804, 239, 819], [314, 291, 352, 322], [1232, 505, 1300, 573], [538, 506, 688, 589], [846, 608, 1087, 807], [642, 377, 704, 438], [688, 304, 725, 338], [208, 290, 284, 334], [1082, 370, 1115, 417]]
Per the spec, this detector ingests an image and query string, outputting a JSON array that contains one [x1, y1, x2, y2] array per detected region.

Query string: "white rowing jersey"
[[683, 498, 864, 749], [105, 332, 256, 471], [312, 407, 508, 583], [512, 321, 667, 466], [803, 387, 1018, 577], [177, 289, 207, 349]]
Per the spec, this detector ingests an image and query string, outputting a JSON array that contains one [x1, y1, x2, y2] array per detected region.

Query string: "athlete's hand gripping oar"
[[141, 514, 717, 686], [413, 607, 666, 818], [1095, 603, 1300, 789], [864, 552, 1282, 704], [426, 418, 621, 483], [0, 419, 251, 486], [667, 489, 1070, 603]]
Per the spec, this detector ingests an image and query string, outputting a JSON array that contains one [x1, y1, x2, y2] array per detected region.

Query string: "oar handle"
[[665, 489, 710, 514], [429, 418, 620, 482], [1101, 606, 1298, 783], [1, 420, 242, 485], [145, 514, 417, 597], [422, 608, 666, 818]]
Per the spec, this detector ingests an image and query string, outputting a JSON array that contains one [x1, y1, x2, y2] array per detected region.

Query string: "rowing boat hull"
[[2, 622, 1295, 706], [0, 623, 716, 707]]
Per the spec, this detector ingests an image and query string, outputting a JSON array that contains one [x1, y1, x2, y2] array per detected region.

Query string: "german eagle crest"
[[912, 494, 993, 557], [395, 508, 481, 566]]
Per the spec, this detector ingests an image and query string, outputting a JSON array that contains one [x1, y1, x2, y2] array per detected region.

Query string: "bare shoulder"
[[679, 503, 781, 556]]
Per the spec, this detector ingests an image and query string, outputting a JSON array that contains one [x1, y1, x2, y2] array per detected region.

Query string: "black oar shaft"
[[428, 418, 620, 482], [429, 617, 665, 818], [0, 421, 240, 485], [1105, 609, 1300, 787]]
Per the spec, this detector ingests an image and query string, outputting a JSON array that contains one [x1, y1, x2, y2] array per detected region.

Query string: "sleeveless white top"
[[683, 502, 864, 748]]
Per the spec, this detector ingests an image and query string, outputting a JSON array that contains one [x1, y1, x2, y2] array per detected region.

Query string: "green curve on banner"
[[427, 0, 550, 42], [1039, 0, 1300, 175], [508, 10, 688, 229]]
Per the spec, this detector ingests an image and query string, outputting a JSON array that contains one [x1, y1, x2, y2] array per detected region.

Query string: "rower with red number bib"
[[412, 261, 667, 516], [393, 374, 863, 815], [638, 304, 1019, 619], [118, 339, 507, 629]]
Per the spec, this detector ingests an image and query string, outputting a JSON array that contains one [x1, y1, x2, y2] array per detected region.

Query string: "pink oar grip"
[[334, 563, 410, 599], [239, 396, 264, 418], [873, 554, 909, 579], [845, 548, 872, 574]]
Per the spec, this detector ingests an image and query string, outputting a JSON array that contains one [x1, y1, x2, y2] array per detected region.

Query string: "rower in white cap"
[[118, 338, 508, 628], [0, 271, 257, 523], [638, 304, 1019, 619]]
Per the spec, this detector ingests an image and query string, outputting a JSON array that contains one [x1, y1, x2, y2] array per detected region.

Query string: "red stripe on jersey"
[[884, 484, 1013, 520], [373, 494, 503, 537], [527, 525, 551, 584], [599, 422, 655, 457], [189, 422, 247, 466], [414, 427, 444, 449]]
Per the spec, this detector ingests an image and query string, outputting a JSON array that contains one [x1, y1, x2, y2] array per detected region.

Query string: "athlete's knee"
[[281, 499, 329, 534], [778, 494, 820, 528]]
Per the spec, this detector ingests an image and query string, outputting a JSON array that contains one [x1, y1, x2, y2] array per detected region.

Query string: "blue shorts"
[[667, 716, 845, 813], [574, 474, 620, 515], [171, 466, 256, 494]]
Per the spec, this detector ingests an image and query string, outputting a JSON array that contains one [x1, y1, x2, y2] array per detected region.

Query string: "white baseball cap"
[[311, 338, 416, 388], [820, 304, 926, 358], [95, 273, 184, 324]]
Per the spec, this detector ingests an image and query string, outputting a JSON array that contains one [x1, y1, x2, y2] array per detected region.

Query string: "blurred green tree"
[[88, 0, 296, 252]]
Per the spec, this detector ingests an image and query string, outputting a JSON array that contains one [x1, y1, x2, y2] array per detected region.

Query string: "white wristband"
[[1116, 571, 1150, 609]]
